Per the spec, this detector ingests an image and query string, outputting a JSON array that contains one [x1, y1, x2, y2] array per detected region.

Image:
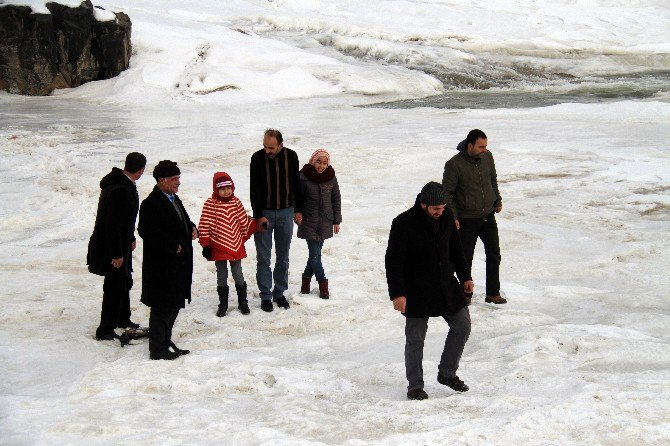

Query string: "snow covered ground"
[[1, 1, 669, 445]]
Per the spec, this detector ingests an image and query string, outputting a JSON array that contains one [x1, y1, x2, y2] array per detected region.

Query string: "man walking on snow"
[[386, 182, 474, 400], [442, 129, 506, 304]]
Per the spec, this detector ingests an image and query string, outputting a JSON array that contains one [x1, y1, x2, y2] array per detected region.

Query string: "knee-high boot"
[[216, 285, 229, 317], [235, 282, 250, 315]]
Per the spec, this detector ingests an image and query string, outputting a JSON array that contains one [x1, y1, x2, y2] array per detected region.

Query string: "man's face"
[[159, 175, 180, 194], [467, 137, 488, 158], [132, 168, 145, 181], [421, 203, 446, 220], [263, 135, 283, 158]]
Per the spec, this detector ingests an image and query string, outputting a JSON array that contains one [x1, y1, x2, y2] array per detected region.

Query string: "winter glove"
[[202, 246, 212, 260]]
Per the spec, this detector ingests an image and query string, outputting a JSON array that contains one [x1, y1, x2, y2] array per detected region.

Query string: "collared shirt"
[[163, 192, 175, 202], [123, 171, 136, 184]]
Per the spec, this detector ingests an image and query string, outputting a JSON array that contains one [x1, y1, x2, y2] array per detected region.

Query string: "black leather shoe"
[[261, 300, 274, 312], [437, 374, 469, 392], [275, 296, 290, 309], [150, 350, 180, 360], [117, 320, 140, 329], [170, 341, 190, 355], [407, 388, 429, 400], [95, 330, 118, 341]]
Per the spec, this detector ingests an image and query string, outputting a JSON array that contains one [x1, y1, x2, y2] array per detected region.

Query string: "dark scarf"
[[301, 164, 335, 183]]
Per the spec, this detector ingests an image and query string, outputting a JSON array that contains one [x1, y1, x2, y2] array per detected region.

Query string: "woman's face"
[[314, 156, 329, 173]]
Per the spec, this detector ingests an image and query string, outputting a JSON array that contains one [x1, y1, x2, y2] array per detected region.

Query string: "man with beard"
[[250, 129, 302, 312], [385, 182, 474, 400], [442, 129, 506, 304], [88, 152, 146, 341], [138, 160, 197, 360]]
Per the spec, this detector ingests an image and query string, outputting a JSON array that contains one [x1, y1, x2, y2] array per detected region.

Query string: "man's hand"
[[111, 257, 123, 268], [258, 217, 269, 231], [131, 240, 136, 251], [176, 245, 182, 254], [495, 205, 502, 213], [463, 280, 474, 294], [334, 224, 340, 234], [294, 212, 303, 225], [392, 296, 407, 313], [455, 219, 461, 230], [191, 227, 198, 240]]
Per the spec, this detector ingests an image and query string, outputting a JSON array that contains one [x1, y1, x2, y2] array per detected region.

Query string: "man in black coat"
[[385, 182, 474, 400], [138, 160, 198, 360], [88, 152, 146, 341]]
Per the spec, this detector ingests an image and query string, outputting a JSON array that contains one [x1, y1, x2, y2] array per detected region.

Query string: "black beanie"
[[124, 152, 146, 173], [420, 181, 447, 206], [153, 160, 180, 180]]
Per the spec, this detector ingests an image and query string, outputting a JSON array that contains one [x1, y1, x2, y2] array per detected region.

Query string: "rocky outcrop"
[[0, 1, 131, 95]]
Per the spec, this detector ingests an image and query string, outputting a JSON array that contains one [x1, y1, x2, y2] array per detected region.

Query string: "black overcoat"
[[138, 186, 196, 309], [385, 196, 471, 317], [87, 167, 139, 276]]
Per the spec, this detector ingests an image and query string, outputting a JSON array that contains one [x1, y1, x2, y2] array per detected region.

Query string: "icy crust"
[[2, 0, 117, 22], [0, 97, 668, 445]]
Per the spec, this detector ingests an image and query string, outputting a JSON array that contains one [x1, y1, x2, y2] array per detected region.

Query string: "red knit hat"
[[211, 172, 235, 200]]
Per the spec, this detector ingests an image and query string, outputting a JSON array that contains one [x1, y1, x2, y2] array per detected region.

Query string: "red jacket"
[[198, 172, 257, 261]]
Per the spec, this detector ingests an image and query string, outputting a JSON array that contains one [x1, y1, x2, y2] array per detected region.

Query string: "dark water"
[[366, 72, 670, 109]]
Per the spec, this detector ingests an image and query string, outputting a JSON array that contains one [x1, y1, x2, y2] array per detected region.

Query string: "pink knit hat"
[[309, 148, 331, 166]]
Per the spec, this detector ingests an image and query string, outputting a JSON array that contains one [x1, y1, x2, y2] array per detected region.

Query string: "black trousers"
[[97, 268, 132, 334], [405, 307, 471, 390], [458, 213, 501, 296], [148, 306, 180, 355]]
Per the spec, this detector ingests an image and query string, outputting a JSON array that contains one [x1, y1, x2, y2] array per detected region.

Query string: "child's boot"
[[236, 282, 250, 315], [301, 275, 311, 294], [318, 279, 329, 299], [216, 285, 229, 317]]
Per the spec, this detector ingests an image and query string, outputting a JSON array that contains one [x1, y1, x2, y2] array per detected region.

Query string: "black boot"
[[235, 282, 250, 315], [216, 285, 229, 317]]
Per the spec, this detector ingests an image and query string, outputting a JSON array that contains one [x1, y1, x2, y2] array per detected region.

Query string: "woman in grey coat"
[[297, 149, 342, 298]]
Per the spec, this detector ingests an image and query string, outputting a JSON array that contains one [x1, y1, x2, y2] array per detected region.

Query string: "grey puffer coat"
[[297, 171, 342, 241]]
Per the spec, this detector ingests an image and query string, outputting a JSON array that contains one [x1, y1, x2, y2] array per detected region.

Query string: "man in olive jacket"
[[386, 182, 474, 400], [87, 152, 146, 341], [442, 129, 506, 304], [138, 160, 198, 360]]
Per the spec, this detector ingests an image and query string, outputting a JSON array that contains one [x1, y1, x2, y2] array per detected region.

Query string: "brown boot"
[[318, 279, 329, 299], [485, 295, 507, 304], [301, 276, 311, 294]]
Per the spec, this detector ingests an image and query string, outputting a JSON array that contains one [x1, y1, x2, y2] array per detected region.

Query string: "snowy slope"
[[1, 1, 669, 445]]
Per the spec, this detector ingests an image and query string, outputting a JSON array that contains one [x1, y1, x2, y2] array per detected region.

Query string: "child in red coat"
[[198, 172, 258, 316]]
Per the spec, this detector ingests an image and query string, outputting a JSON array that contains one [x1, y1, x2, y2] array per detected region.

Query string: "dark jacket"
[[297, 167, 342, 241], [87, 167, 139, 276], [138, 186, 196, 309], [385, 196, 471, 317], [442, 140, 502, 219], [250, 147, 302, 218]]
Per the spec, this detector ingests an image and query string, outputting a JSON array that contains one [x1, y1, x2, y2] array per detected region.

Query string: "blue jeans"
[[254, 207, 294, 301], [303, 239, 326, 282]]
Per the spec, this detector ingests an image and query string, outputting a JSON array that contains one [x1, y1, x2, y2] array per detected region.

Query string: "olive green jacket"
[[442, 143, 502, 219]]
